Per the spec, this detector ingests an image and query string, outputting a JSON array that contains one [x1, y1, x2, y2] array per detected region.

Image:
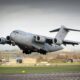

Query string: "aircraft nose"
[[10, 31, 15, 40]]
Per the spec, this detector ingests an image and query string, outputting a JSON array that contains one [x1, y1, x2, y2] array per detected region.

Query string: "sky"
[[0, 0, 80, 51]]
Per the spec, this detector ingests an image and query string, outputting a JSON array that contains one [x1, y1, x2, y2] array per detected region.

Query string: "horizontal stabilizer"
[[50, 26, 80, 32], [49, 28, 60, 32]]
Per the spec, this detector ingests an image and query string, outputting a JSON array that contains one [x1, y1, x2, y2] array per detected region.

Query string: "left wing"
[[63, 40, 80, 46]]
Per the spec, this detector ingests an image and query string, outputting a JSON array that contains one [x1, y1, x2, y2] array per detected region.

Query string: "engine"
[[0, 37, 7, 44], [6, 36, 11, 40], [34, 35, 46, 43], [46, 39, 53, 45], [53, 38, 62, 45]]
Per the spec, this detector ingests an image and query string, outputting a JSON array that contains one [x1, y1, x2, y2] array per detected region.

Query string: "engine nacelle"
[[34, 35, 46, 43], [0, 37, 7, 44], [53, 38, 62, 45]]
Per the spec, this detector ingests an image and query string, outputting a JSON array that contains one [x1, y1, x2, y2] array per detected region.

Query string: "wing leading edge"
[[63, 40, 80, 46]]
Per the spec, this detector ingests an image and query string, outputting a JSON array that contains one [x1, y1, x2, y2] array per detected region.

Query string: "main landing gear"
[[23, 50, 32, 54]]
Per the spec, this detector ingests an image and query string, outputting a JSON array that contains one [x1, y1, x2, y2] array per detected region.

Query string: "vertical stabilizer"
[[55, 26, 68, 41]]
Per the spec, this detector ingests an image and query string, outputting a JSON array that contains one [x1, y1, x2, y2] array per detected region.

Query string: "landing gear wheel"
[[39, 49, 47, 55], [41, 51, 46, 55], [23, 50, 32, 54]]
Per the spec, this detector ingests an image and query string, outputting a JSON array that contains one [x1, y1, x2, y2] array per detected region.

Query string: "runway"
[[0, 73, 80, 80]]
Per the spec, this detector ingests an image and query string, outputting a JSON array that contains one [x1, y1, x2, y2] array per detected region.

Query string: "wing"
[[63, 40, 80, 46]]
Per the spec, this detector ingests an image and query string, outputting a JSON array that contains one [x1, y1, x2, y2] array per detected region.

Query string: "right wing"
[[63, 40, 80, 46]]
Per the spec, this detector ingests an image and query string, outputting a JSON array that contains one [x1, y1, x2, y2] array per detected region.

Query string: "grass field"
[[0, 65, 80, 74]]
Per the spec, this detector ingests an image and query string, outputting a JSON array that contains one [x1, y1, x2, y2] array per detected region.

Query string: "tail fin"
[[50, 25, 80, 41]]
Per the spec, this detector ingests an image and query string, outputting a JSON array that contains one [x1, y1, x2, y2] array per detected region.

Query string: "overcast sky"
[[0, 0, 80, 51]]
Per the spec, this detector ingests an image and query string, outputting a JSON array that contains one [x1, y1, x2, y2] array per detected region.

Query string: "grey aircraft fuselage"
[[10, 30, 63, 54]]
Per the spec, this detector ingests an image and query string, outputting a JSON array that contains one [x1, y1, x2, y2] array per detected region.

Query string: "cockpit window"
[[13, 31, 19, 34]]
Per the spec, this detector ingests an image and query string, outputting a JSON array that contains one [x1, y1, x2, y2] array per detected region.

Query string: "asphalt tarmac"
[[0, 73, 80, 80]]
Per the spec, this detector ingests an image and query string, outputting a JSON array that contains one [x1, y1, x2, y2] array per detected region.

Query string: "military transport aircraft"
[[0, 26, 80, 55]]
